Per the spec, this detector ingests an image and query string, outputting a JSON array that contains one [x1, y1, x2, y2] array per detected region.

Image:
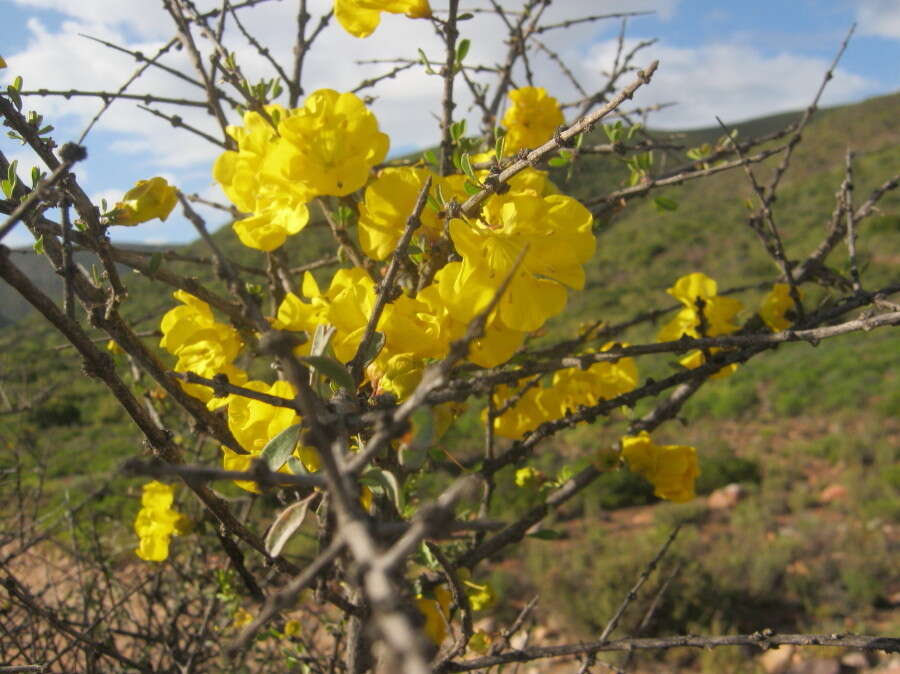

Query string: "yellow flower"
[[437, 189, 594, 333], [501, 86, 564, 154], [514, 466, 543, 489], [359, 485, 374, 513], [0, 56, 7, 69], [159, 290, 246, 406], [414, 585, 451, 645], [489, 384, 558, 439], [227, 380, 299, 454], [214, 105, 312, 251], [283, 619, 302, 638], [552, 342, 639, 411], [134, 481, 184, 561], [621, 431, 699, 502], [232, 607, 254, 630], [468, 630, 492, 654], [658, 272, 742, 341], [760, 283, 798, 332], [677, 348, 738, 378], [335, 0, 432, 38], [464, 580, 496, 612], [275, 89, 389, 197], [357, 167, 443, 260], [112, 177, 178, 225]]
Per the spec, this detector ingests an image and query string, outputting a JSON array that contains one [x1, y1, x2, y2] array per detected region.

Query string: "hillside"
[[0, 91, 898, 671]]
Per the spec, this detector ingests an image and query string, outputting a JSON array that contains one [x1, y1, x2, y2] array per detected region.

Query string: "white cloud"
[[12, 0, 172, 39], [855, 0, 900, 39], [585, 39, 877, 130]]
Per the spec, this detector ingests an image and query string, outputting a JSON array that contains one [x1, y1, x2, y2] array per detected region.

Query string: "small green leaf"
[[265, 494, 315, 557], [259, 423, 302, 472], [12, 75, 22, 91], [298, 356, 354, 391], [32, 235, 44, 255], [310, 324, 336, 358], [457, 12, 474, 20], [359, 331, 385, 367], [360, 468, 403, 512], [423, 149, 437, 166], [463, 180, 480, 195], [286, 457, 307, 475], [30, 166, 41, 187], [460, 152, 476, 181], [450, 119, 467, 142], [456, 39, 471, 64], [406, 407, 435, 452], [548, 157, 568, 168], [147, 252, 162, 275], [527, 529, 566, 541], [654, 196, 679, 212], [417, 48, 435, 74], [420, 541, 438, 568], [1, 179, 11, 198]]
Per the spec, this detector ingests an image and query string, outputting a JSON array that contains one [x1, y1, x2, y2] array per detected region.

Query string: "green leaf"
[[310, 324, 336, 358], [548, 157, 568, 168], [423, 149, 438, 166], [259, 423, 302, 472], [147, 252, 162, 275], [12, 75, 22, 91], [30, 166, 41, 187], [32, 235, 44, 255], [463, 179, 480, 195], [360, 468, 403, 512], [417, 48, 435, 74], [527, 529, 566, 541], [265, 494, 315, 557], [298, 356, 354, 391], [359, 331, 385, 367], [654, 196, 679, 212], [460, 152, 476, 181], [286, 457, 307, 475], [457, 12, 474, 20], [456, 39, 471, 64], [420, 541, 438, 568], [406, 407, 435, 452], [450, 119, 467, 142], [1, 179, 11, 199]]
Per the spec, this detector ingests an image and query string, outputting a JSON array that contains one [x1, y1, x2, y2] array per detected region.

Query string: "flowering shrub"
[[1, 3, 896, 671]]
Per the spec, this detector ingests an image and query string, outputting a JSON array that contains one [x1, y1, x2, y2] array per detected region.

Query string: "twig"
[[442, 633, 900, 672], [597, 526, 681, 642]]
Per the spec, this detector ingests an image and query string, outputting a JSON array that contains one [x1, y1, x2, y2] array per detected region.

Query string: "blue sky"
[[1, 0, 898, 248]]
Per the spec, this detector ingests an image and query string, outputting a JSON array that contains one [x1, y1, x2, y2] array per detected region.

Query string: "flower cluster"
[[620, 431, 699, 502], [658, 272, 742, 375], [134, 481, 188, 561], [214, 91, 388, 251], [491, 343, 638, 440]]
